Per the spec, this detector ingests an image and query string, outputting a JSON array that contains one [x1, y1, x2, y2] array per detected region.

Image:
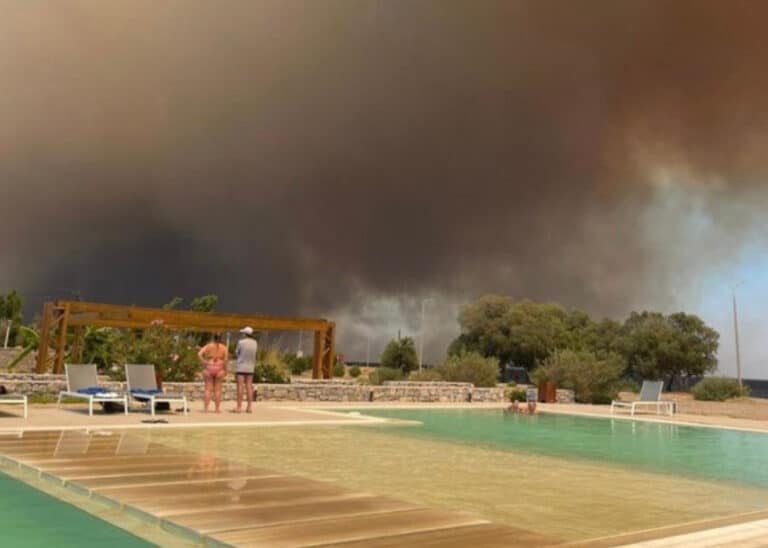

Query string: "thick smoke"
[[2, 1, 768, 362]]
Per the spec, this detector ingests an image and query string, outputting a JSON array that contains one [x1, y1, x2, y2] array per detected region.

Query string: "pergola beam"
[[36, 301, 335, 379]]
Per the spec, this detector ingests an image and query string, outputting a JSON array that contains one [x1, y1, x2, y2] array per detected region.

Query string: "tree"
[[0, 290, 24, 345], [451, 296, 575, 369], [533, 349, 624, 404], [162, 297, 184, 310], [619, 311, 718, 389], [436, 352, 499, 387], [189, 295, 218, 313], [380, 337, 418, 374]]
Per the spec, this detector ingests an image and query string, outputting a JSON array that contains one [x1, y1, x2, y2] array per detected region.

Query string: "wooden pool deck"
[[0, 430, 558, 547]]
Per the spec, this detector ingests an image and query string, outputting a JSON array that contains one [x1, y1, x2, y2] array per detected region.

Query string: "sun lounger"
[[611, 380, 674, 416], [58, 364, 128, 416], [125, 364, 188, 417], [0, 392, 28, 418]]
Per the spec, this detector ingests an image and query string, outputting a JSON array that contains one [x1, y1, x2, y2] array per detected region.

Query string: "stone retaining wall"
[[0, 348, 37, 372], [0, 374, 573, 404]]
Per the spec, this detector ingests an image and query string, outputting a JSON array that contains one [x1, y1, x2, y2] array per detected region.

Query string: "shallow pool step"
[[208, 508, 489, 547], [174, 495, 420, 535], [319, 522, 561, 547]]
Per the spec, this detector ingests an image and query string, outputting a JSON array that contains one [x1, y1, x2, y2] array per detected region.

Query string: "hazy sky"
[[1, 1, 767, 376]]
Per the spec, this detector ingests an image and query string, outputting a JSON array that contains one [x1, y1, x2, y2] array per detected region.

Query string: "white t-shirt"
[[235, 337, 258, 374]]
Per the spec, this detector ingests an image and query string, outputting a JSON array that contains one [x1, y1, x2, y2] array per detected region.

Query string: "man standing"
[[234, 326, 258, 413]]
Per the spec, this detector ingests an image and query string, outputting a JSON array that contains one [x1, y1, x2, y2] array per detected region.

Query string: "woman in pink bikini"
[[198, 333, 228, 413]]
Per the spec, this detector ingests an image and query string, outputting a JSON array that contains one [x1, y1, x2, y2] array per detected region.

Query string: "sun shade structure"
[[58, 363, 128, 416], [610, 380, 674, 416], [125, 363, 188, 417], [36, 300, 336, 379]]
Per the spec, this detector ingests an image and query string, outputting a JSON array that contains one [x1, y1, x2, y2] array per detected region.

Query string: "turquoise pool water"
[[0, 471, 152, 548], [354, 409, 768, 488]]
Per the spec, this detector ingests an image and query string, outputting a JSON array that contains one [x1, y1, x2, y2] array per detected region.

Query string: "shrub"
[[380, 337, 418, 374], [692, 377, 749, 401], [349, 365, 362, 378], [506, 387, 527, 402], [533, 349, 624, 404], [333, 362, 346, 378], [408, 368, 443, 382], [111, 324, 200, 382], [435, 352, 499, 387], [253, 348, 290, 383], [254, 363, 289, 383], [369, 367, 404, 385], [285, 353, 313, 376]]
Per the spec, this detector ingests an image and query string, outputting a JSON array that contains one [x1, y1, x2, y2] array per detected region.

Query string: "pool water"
[[145, 410, 768, 541], [0, 469, 152, 548], [352, 408, 768, 488]]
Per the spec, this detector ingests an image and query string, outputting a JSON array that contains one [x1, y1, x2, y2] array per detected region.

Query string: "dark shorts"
[[235, 372, 254, 379]]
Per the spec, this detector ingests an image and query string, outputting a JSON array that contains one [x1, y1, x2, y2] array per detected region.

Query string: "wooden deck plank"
[[92, 475, 304, 500], [142, 492, 374, 518], [73, 469, 279, 489], [135, 485, 355, 516], [210, 508, 488, 547], [37, 456, 206, 473], [324, 523, 561, 547], [173, 497, 420, 534]]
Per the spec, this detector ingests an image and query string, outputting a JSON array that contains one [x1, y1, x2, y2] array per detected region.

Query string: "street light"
[[418, 298, 435, 372], [731, 281, 745, 391]]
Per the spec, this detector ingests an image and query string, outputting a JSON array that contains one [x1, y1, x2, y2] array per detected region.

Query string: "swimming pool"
[[145, 409, 768, 541], [0, 468, 151, 548], [353, 408, 768, 488]]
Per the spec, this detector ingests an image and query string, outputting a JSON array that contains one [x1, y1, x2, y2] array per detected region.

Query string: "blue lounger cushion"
[[130, 389, 163, 398], [77, 387, 111, 395]]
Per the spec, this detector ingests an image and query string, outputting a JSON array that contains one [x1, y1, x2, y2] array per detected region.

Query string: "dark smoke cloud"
[[2, 1, 768, 360]]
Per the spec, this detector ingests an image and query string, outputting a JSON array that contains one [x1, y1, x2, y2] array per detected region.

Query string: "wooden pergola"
[[36, 301, 336, 379]]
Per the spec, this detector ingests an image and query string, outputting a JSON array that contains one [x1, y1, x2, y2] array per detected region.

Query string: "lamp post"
[[731, 281, 745, 391], [418, 298, 434, 372]]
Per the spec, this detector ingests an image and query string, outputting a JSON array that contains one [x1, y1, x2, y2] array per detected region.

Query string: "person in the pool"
[[198, 332, 228, 413]]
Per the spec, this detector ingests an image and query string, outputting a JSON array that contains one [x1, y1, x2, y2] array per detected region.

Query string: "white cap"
[[240, 326, 254, 335]]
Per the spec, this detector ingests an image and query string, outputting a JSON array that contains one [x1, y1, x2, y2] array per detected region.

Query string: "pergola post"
[[71, 326, 84, 363], [53, 303, 70, 374], [312, 330, 323, 379], [35, 302, 54, 373], [322, 323, 336, 379]]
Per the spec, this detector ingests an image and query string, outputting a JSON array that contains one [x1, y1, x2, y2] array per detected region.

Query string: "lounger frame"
[[0, 394, 28, 418], [58, 364, 128, 416], [610, 380, 674, 416], [125, 364, 189, 417]]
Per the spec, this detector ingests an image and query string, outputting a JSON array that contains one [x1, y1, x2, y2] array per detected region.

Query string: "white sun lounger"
[[58, 364, 128, 416], [611, 380, 674, 416], [0, 392, 28, 418], [125, 364, 188, 417]]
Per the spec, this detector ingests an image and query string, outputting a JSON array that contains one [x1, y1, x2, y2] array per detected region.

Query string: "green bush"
[[254, 362, 289, 383], [369, 367, 404, 385], [111, 324, 200, 382], [533, 349, 624, 404], [349, 365, 362, 378], [435, 352, 499, 387], [692, 377, 749, 401], [506, 387, 527, 402], [408, 368, 443, 382], [333, 362, 345, 378], [285, 353, 313, 375], [380, 337, 418, 374], [253, 348, 290, 383]]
